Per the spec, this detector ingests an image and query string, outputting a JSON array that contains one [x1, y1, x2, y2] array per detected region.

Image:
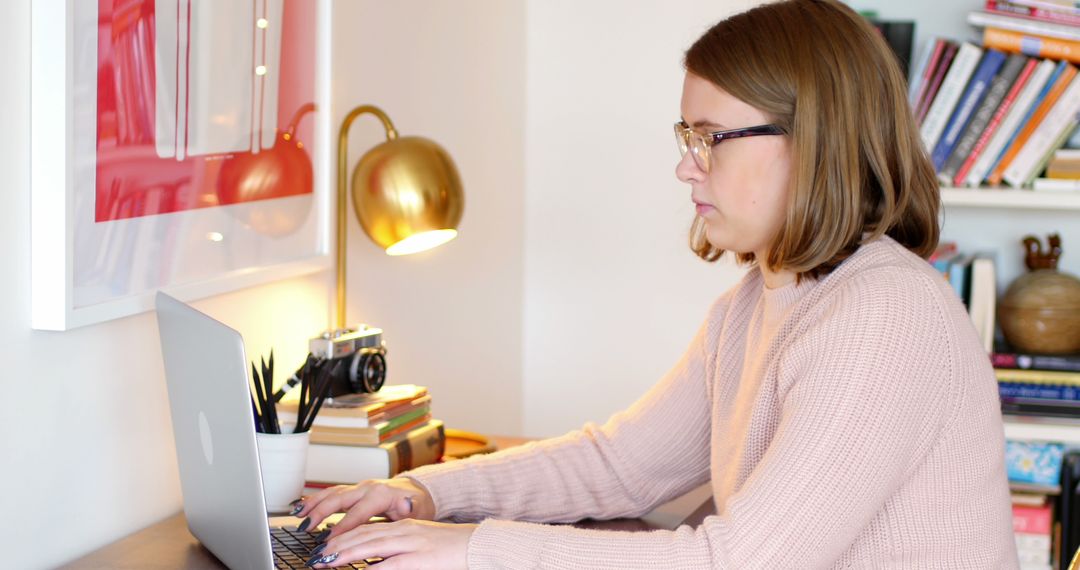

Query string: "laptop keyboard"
[[270, 526, 381, 569]]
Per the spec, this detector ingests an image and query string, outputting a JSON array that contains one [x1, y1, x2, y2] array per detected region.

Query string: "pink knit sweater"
[[405, 236, 1019, 568]]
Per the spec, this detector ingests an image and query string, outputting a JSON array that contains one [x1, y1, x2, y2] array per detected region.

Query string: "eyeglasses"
[[674, 121, 785, 173]]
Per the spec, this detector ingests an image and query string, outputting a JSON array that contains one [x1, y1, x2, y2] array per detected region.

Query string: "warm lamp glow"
[[385, 229, 458, 256]]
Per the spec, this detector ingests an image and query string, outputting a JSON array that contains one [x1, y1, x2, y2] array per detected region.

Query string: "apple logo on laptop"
[[198, 411, 215, 465]]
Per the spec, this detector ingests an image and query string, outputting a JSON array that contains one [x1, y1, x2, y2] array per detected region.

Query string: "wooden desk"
[[64, 436, 711, 569]]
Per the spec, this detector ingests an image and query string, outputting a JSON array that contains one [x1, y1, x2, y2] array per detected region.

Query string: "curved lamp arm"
[[336, 105, 397, 330]]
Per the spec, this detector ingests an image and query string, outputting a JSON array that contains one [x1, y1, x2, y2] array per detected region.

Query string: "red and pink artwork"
[[94, 0, 317, 224]]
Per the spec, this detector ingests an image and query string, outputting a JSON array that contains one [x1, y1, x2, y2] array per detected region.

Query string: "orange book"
[[983, 27, 1080, 64], [987, 62, 1077, 185]]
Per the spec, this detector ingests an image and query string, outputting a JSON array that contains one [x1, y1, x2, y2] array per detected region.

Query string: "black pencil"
[[301, 361, 339, 433], [252, 362, 270, 433]]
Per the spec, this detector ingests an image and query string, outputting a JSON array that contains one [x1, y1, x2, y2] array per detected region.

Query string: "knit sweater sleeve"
[[401, 294, 730, 524], [459, 269, 960, 569]]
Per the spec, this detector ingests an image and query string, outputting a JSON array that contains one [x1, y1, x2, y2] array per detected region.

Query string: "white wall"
[[521, 1, 762, 436], [332, 0, 527, 437]]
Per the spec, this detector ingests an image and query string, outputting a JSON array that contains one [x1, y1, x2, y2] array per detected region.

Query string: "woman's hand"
[[293, 478, 435, 534], [308, 519, 476, 569]]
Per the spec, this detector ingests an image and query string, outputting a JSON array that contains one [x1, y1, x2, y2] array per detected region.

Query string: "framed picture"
[[31, 0, 332, 330]]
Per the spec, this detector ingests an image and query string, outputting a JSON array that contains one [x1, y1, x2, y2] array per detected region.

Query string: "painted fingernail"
[[315, 529, 331, 542], [310, 543, 327, 556], [305, 552, 338, 567], [297, 517, 311, 532], [289, 502, 305, 516]]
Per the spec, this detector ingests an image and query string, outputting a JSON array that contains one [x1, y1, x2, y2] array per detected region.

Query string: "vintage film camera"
[[305, 325, 388, 398]]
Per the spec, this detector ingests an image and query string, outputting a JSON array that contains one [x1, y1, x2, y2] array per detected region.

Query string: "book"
[[984, 26, 1080, 64], [1032, 176, 1080, 190], [964, 58, 1055, 186], [921, 42, 983, 151], [995, 350, 1080, 372], [987, 60, 1074, 185], [304, 419, 446, 485], [942, 53, 1030, 185], [1020, 117, 1080, 186], [987, 0, 1080, 25], [1006, 439, 1066, 488], [947, 252, 976, 305], [932, 49, 1008, 171], [968, 252, 998, 352], [1003, 398, 1080, 418], [1003, 72, 1080, 186], [999, 381, 1080, 401], [279, 394, 431, 429], [970, 10, 1080, 42], [916, 41, 959, 124], [998, 368, 1080, 385], [909, 37, 945, 106], [307, 412, 433, 446], [279, 384, 428, 427]]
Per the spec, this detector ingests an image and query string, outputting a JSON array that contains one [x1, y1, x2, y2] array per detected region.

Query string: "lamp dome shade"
[[351, 135, 464, 255]]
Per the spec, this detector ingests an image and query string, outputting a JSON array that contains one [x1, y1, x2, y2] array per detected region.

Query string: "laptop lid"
[[155, 291, 274, 570]]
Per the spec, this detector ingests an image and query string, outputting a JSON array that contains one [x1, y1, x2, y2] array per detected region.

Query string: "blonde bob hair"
[[684, 0, 939, 279]]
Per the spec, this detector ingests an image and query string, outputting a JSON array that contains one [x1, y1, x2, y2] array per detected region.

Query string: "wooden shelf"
[[941, 187, 1080, 210]]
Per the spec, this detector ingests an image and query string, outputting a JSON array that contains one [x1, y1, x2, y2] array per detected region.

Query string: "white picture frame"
[[31, 0, 333, 331]]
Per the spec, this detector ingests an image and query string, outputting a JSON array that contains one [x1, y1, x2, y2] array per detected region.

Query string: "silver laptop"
[[155, 292, 356, 569]]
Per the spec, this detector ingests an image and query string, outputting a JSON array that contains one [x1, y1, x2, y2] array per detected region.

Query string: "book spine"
[[988, 0, 1080, 24], [989, 62, 1077, 184], [933, 49, 1008, 171], [955, 57, 1038, 186], [922, 43, 983, 151], [1006, 0, 1080, 18], [997, 367, 1080, 384], [994, 351, 1080, 371], [1013, 504, 1054, 535], [943, 53, 1029, 184], [384, 420, 446, 473], [909, 37, 942, 105], [999, 381, 1080, 401], [970, 9, 1080, 42], [917, 42, 959, 124], [1003, 71, 1080, 186], [965, 58, 1055, 186], [984, 26, 1080, 64], [1032, 175, 1080, 189], [1021, 118, 1079, 186]]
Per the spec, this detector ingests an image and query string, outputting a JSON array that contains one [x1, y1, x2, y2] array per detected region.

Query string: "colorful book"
[[984, 26, 1080, 64], [987, 0, 1080, 25], [1005, 439, 1065, 488], [306, 409, 434, 446], [997, 367, 1080, 385], [932, 49, 1007, 171], [986, 59, 1073, 185], [909, 37, 945, 106], [279, 395, 431, 430], [916, 41, 959, 124], [304, 419, 446, 485], [1003, 71, 1080, 186], [999, 381, 1080, 401], [994, 350, 1080, 372], [970, 10, 1080, 42], [921, 42, 984, 151], [964, 58, 1056, 186], [942, 53, 1030, 185], [278, 384, 428, 428]]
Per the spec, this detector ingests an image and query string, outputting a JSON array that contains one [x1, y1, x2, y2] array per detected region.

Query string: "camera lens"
[[349, 350, 386, 393]]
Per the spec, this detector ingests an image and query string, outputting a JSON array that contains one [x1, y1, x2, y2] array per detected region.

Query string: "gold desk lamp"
[[335, 104, 464, 329], [325, 105, 489, 453]]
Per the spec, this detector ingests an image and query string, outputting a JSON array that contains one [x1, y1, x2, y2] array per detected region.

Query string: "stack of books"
[[1006, 440, 1064, 570], [908, 1, 1080, 190], [278, 384, 446, 486], [995, 349, 1080, 418], [928, 242, 998, 352]]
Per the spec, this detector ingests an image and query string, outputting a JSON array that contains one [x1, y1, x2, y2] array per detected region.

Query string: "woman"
[[297, 1, 1018, 567]]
